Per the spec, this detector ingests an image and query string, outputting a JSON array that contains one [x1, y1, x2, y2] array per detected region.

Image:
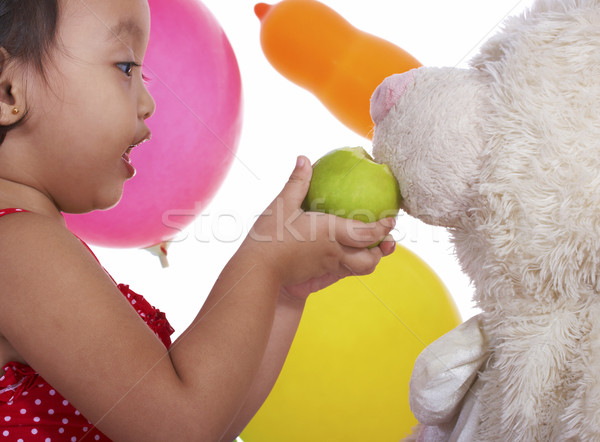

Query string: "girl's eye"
[[117, 61, 140, 77]]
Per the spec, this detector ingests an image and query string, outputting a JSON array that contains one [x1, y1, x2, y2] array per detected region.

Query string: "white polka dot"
[[83, 427, 88, 432], [20, 408, 26, 414], [0, 375, 4, 381], [49, 389, 56, 396], [21, 391, 28, 396], [74, 410, 80, 416], [62, 418, 69, 424], [17, 439, 23, 442], [34, 416, 41, 422], [6, 401, 12, 406], [2, 430, 8, 437], [4, 416, 10, 422], [35, 399, 42, 405], [45, 439, 51, 442], [31, 429, 38, 435], [48, 409, 54, 415], [62, 399, 69, 406], [58, 428, 64, 434], [71, 437, 77, 442], [95, 436, 100, 441]]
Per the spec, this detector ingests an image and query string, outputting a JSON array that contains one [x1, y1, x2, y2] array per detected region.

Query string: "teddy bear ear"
[[370, 69, 416, 125]]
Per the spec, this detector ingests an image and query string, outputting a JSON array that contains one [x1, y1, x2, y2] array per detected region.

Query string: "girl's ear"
[[0, 47, 26, 126]]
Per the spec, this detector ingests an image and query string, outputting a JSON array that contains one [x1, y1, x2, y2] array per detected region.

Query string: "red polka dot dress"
[[0, 209, 175, 441]]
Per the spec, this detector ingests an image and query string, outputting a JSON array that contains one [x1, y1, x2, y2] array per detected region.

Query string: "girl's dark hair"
[[0, 0, 60, 143]]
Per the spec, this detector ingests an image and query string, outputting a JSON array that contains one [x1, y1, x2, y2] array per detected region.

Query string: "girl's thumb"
[[280, 155, 312, 206]]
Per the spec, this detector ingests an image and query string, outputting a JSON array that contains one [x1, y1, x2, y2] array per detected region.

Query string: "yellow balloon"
[[241, 244, 461, 442]]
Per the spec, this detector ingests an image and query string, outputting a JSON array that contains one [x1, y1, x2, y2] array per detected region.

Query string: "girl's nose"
[[370, 70, 416, 125], [139, 84, 156, 120]]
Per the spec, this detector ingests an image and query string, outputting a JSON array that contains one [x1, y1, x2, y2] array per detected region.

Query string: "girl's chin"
[[74, 192, 125, 214], [58, 176, 127, 214], [100, 191, 125, 211]]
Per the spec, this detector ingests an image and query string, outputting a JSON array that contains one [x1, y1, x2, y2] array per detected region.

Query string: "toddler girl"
[[0, 0, 395, 440]]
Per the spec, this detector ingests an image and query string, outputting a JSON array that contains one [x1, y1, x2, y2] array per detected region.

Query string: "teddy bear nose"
[[370, 70, 416, 125]]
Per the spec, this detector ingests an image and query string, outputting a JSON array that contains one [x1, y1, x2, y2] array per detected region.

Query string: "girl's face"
[[18, 0, 155, 213]]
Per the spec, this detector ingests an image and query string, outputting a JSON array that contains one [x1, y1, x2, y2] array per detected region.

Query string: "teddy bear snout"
[[370, 70, 416, 125]]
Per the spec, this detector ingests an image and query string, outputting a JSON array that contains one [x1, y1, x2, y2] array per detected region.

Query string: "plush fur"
[[371, 0, 600, 439]]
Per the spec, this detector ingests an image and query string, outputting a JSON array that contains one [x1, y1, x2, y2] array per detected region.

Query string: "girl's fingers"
[[333, 217, 396, 248], [379, 235, 396, 256], [338, 244, 384, 276], [277, 156, 313, 208]]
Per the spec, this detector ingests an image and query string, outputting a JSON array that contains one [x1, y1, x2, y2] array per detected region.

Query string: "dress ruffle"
[[0, 362, 38, 404], [117, 283, 175, 348]]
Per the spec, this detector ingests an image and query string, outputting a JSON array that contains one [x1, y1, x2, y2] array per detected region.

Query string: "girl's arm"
[[222, 236, 396, 441], [0, 157, 394, 441], [220, 290, 306, 441]]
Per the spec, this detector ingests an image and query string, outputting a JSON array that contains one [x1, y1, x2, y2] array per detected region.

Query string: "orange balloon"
[[255, 0, 421, 139]]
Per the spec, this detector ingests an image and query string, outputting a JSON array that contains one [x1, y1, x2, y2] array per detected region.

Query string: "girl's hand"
[[245, 156, 396, 298], [281, 236, 395, 300]]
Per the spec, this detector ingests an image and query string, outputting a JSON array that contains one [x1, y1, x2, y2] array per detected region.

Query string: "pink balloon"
[[65, 0, 243, 249]]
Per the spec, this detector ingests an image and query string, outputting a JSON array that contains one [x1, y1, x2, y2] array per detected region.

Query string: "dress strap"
[[0, 208, 28, 218]]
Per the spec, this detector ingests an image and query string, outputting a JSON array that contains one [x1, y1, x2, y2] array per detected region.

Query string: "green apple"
[[302, 146, 402, 225]]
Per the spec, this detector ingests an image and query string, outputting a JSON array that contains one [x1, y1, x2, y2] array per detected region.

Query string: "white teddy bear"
[[370, 0, 600, 440]]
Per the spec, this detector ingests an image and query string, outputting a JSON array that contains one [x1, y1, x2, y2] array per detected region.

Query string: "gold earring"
[[11, 107, 19, 115]]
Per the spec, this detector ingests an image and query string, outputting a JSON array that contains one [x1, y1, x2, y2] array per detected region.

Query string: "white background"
[[91, 0, 536, 339]]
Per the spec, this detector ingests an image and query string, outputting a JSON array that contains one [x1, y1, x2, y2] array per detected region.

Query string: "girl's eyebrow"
[[107, 18, 144, 42]]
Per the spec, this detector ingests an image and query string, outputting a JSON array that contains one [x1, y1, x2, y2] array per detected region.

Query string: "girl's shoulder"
[[0, 210, 178, 439], [0, 209, 114, 334]]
